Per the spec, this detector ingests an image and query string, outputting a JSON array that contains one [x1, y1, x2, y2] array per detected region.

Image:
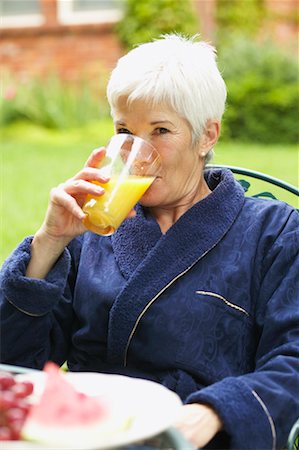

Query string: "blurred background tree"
[[1, 0, 298, 144], [116, 0, 198, 49], [115, 0, 298, 144], [218, 37, 299, 143], [215, 0, 266, 45], [213, 0, 299, 143]]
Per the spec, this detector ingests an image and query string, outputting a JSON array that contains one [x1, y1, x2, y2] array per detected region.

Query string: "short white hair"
[[107, 34, 227, 162]]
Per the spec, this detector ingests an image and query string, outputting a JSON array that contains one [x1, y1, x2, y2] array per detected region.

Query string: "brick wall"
[[0, 0, 123, 84], [0, 23, 123, 83], [262, 0, 299, 53], [0, 0, 297, 85]]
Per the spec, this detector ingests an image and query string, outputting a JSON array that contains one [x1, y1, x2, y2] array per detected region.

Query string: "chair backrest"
[[207, 164, 299, 212], [207, 164, 299, 448], [207, 165, 298, 448], [287, 418, 299, 450]]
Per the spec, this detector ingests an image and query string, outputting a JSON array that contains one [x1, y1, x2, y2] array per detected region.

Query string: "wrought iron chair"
[[206, 164, 299, 211], [287, 418, 299, 450], [208, 164, 299, 450]]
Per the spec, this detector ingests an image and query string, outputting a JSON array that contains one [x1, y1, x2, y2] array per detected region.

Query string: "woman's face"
[[113, 98, 207, 209]]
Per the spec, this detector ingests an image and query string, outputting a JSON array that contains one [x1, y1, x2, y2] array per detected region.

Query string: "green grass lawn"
[[1, 120, 298, 264]]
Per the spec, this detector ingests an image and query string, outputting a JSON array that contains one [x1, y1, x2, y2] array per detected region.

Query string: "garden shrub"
[[216, 0, 265, 45], [116, 0, 198, 50], [0, 74, 109, 129], [218, 38, 299, 143]]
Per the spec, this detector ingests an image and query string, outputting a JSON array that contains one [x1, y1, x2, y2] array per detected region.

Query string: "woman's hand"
[[26, 148, 108, 279], [40, 148, 108, 243], [175, 403, 223, 448]]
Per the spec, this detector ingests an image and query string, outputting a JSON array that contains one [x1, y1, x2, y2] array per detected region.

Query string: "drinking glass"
[[82, 134, 161, 236]]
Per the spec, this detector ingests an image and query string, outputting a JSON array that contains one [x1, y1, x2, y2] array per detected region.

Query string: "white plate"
[[3, 372, 182, 449]]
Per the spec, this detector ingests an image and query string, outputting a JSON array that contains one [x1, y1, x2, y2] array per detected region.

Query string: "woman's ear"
[[200, 120, 221, 153]]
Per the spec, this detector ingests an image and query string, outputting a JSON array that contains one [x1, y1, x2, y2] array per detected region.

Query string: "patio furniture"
[[206, 164, 299, 211], [287, 418, 299, 450], [207, 165, 298, 450]]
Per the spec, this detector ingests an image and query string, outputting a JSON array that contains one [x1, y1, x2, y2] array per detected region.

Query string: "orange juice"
[[82, 175, 154, 235]]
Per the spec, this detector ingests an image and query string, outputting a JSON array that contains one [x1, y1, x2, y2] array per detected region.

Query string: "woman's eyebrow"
[[150, 120, 174, 126], [115, 119, 174, 126]]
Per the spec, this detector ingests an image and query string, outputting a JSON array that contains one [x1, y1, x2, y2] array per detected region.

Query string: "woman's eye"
[[155, 127, 169, 135], [117, 128, 131, 134]]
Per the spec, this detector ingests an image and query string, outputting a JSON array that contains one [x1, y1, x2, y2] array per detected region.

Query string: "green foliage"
[[2, 121, 297, 264], [218, 38, 299, 143], [1, 119, 114, 264], [0, 74, 109, 129], [116, 0, 198, 50], [216, 0, 265, 45]]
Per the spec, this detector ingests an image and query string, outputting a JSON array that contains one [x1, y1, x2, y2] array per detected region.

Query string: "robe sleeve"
[[186, 209, 299, 450], [0, 236, 81, 369]]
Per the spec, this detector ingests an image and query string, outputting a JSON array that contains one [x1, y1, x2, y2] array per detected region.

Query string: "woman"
[[1, 35, 298, 449]]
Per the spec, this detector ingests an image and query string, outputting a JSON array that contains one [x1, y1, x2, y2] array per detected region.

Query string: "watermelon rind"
[[22, 416, 133, 449]]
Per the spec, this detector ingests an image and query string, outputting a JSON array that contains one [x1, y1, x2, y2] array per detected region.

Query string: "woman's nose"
[[137, 133, 152, 144]]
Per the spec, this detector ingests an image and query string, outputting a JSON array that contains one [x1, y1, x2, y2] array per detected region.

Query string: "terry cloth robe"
[[1, 169, 299, 450]]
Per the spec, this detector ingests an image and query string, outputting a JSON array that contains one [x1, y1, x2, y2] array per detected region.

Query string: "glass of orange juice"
[[82, 134, 161, 236]]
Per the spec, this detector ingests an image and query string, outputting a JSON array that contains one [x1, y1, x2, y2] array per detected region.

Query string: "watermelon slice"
[[22, 362, 131, 448]]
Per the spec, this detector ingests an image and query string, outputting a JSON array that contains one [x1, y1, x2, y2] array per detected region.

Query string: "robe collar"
[[108, 169, 245, 365]]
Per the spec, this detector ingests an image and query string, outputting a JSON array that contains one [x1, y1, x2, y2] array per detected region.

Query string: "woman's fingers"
[[65, 147, 109, 184], [84, 147, 106, 168], [64, 179, 105, 196], [45, 146, 110, 225], [175, 404, 223, 448], [50, 180, 105, 219], [50, 187, 85, 220], [126, 209, 137, 219], [72, 166, 109, 184]]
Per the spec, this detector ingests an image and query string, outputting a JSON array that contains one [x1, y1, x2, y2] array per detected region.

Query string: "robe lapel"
[[107, 169, 245, 365]]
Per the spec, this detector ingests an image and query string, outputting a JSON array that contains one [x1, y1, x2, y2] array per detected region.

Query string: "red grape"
[[12, 381, 34, 398], [6, 408, 26, 423], [0, 391, 15, 409], [0, 426, 12, 440], [0, 372, 15, 390], [0, 372, 33, 441]]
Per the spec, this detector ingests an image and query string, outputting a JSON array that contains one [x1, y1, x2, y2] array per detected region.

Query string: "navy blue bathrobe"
[[1, 169, 299, 449]]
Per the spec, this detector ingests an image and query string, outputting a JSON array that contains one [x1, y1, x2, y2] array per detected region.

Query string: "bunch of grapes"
[[0, 371, 34, 440]]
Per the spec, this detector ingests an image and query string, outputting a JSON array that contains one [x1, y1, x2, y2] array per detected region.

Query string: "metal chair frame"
[[208, 164, 298, 449], [207, 164, 299, 196], [287, 419, 299, 450], [207, 164, 299, 211]]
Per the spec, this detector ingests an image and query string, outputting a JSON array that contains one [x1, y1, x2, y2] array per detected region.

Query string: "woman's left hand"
[[175, 403, 223, 448]]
